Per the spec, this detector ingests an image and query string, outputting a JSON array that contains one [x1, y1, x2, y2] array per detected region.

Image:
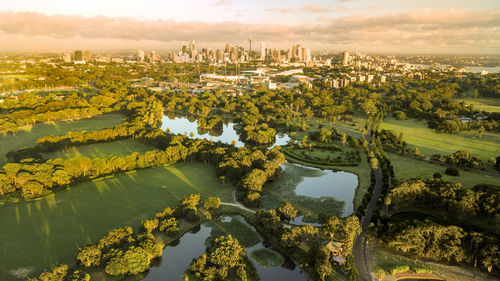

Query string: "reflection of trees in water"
[[262, 163, 345, 220]]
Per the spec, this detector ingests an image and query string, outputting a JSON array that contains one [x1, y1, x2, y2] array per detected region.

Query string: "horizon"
[[0, 0, 499, 54]]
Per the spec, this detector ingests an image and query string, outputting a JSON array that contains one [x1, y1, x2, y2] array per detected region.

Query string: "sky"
[[0, 0, 499, 54]]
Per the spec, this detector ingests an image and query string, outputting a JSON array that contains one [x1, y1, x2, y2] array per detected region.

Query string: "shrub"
[[394, 111, 407, 120], [389, 265, 410, 275], [445, 167, 460, 176], [432, 172, 442, 179]]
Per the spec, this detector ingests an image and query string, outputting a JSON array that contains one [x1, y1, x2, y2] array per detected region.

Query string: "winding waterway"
[[137, 215, 306, 281]]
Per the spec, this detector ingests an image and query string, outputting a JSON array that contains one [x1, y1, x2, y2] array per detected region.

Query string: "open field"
[[456, 97, 500, 113], [388, 153, 499, 187], [0, 162, 233, 281], [0, 112, 125, 166], [42, 139, 154, 160], [381, 116, 500, 160]]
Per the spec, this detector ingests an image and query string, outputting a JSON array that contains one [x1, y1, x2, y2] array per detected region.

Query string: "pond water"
[[293, 167, 357, 217], [138, 215, 306, 281], [160, 115, 290, 147], [263, 163, 358, 218]]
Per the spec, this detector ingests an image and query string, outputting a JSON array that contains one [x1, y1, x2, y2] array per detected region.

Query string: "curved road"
[[352, 120, 384, 281]]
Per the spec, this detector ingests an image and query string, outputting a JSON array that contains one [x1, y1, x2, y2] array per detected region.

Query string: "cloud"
[[210, 0, 232, 6], [266, 8, 294, 14], [303, 5, 332, 13], [0, 9, 499, 53]]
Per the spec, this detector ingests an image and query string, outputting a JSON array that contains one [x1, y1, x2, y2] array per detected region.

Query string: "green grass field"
[[0, 113, 125, 166], [0, 162, 233, 281], [456, 97, 500, 113], [388, 153, 499, 188], [42, 139, 154, 160], [381, 116, 500, 160]]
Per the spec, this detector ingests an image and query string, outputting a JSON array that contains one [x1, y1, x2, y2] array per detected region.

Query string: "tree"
[[122, 246, 150, 275], [66, 270, 90, 281], [141, 218, 159, 233], [203, 197, 221, 210], [370, 157, 379, 169], [445, 167, 460, 176], [322, 216, 341, 239], [473, 88, 479, 99], [76, 245, 101, 267], [478, 125, 485, 140], [277, 202, 298, 222]]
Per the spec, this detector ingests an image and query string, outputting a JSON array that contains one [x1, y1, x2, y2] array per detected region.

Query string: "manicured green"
[[388, 153, 500, 188], [250, 248, 285, 267], [0, 112, 125, 166], [0, 162, 233, 281], [381, 116, 500, 160], [456, 97, 500, 113], [42, 139, 154, 160]]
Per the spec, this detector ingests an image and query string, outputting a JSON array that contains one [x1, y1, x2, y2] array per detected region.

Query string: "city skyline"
[[0, 0, 499, 53]]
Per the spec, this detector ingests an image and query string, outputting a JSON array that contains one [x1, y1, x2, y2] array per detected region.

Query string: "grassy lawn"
[[381, 116, 500, 160], [0, 162, 233, 281], [42, 139, 154, 160], [388, 153, 500, 188], [456, 97, 500, 113], [0, 112, 125, 166]]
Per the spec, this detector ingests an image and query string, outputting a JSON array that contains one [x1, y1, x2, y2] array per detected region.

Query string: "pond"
[[160, 115, 290, 147], [262, 163, 358, 219], [136, 215, 306, 281]]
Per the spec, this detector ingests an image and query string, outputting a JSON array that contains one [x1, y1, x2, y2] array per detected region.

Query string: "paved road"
[[352, 120, 384, 281]]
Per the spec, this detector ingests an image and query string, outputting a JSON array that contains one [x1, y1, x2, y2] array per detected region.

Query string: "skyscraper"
[[189, 40, 196, 58], [137, 49, 145, 61], [83, 50, 92, 62], [74, 50, 83, 61], [260, 41, 266, 59], [304, 48, 311, 63], [63, 53, 71, 63], [343, 51, 350, 66]]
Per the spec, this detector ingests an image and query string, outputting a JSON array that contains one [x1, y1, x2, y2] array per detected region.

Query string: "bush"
[[389, 265, 410, 275], [445, 167, 460, 176], [432, 172, 442, 179], [394, 111, 407, 120]]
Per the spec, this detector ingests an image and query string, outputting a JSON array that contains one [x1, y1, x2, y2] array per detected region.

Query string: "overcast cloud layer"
[[0, 9, 499, 53]]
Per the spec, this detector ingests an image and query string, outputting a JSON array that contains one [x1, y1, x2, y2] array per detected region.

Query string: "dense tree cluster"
[[32, 97, 163, 152], [382, 219, 499, 273], [386, 179, 500, 219], [0, 92, 118, 134], [187, 235, 258, 281]]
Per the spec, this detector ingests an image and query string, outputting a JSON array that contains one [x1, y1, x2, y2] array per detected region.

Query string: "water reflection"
[[139, 215, 306, 281], [160, 114, 290, 148]]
